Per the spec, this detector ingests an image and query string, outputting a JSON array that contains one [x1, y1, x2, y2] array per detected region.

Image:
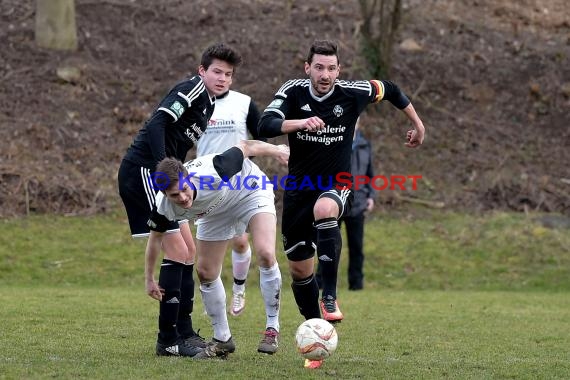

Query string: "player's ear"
[[304, 62, 310, 76]]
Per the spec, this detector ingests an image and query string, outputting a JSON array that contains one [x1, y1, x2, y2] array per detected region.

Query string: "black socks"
[[315, 217, 341, 300], [177, 263, 196, 339], [291, 274, 321, 320], [157, 259, 183, 343]]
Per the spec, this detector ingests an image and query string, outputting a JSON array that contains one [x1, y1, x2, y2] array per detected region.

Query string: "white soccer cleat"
[[229, 291, 246, 316]]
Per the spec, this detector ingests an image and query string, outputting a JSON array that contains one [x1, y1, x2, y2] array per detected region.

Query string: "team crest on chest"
[[333, 105, 343, 117]]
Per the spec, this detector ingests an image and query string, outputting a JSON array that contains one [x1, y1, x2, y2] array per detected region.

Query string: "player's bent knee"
[[232, 236, 249, 252], [195, 266, 218, 283], [288, 260, 313, 279], [256, 248, 276, 266]]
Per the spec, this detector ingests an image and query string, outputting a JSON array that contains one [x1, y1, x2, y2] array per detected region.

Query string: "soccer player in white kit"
[[197, 89, 264, 317], [145, 140, 289, 358]]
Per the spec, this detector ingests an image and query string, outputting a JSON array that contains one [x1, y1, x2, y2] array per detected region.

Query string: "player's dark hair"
[[307, 40, 339, 64], [155, 157, 187, 192], [201, 42, 243, 70]]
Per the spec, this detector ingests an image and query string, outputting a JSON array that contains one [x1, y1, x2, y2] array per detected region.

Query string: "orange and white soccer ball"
[[295, 318, 338, 360]]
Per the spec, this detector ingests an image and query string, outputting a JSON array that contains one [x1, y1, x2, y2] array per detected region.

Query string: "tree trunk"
[[357, 0, 402, 79], [35, 0, 77, 51]]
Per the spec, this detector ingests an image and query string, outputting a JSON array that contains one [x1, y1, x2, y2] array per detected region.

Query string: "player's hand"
[[365, 198, 375, 212], [146, 279, 164, 301], [275, 144, 290, 165], [302, 116, 325, 132], [405, 128, 425, 148]]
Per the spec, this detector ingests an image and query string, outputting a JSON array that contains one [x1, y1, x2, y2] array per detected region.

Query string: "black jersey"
[[260, 79, 388, 187], [123, 75, 215, 169]]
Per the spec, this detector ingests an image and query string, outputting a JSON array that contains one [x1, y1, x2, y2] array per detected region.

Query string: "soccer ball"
[[295, 318, 338, 360]]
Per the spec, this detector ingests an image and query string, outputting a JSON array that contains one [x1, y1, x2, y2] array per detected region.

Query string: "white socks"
[[201, 259, 281, 339], [232, 247, 251, 294], [259, 262, 282, 332], [200, 276, 231, 342]]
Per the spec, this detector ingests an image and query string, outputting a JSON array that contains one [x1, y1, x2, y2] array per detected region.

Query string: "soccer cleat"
[[193, 337, 236, 359], [229, 291, 246, 316], [320, 295, 344, 322], [304, 358, 323, 369], [184, 330, 207, 349], [257, 327, 279, 354], [156, 338, 203, 357]]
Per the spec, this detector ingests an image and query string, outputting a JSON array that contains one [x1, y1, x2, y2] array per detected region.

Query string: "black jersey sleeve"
[[259, 95, 290, 137], [246, 100, 266, 142], [259, 79, 299, 137], [156, 77, 206, 121], [374, 80, 411, 109], [258, 112, 284, 138], [145, 111, 171, 166], [147, 207, 172, 233], [212, 146, 245, 179]]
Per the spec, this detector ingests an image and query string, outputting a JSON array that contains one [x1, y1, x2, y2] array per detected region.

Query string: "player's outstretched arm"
[[145, 230, 164, 301], [236, 140, 289, 165], [401, 103, 426, 148], [281, 117, 325, 133], [258, 112, 325, 137]]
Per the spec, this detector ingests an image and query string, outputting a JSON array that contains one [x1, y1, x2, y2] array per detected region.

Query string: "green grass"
[[363, 212, 570, 291], [0, 210, 569, 379]]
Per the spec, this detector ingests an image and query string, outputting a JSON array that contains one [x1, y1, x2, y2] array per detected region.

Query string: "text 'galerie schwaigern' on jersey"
[[148, 172, 422, 192]]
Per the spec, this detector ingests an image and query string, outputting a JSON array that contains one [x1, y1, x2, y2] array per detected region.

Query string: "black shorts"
[[117, 159, 179, 237], [281, 186, 353, 261]]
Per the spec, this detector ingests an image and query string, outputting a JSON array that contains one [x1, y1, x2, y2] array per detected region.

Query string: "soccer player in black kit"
[[118, 43, 242, 357], [258, 40, 426, 369]]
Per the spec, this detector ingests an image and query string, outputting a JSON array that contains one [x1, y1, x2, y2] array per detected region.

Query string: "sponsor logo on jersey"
[[185, 123, 204, 144], [301, 104, 312, 111], [333, 105, 343, 117], [170, 101, 185, 117], [185, 159, 202, 168], [195, 195, 225, 218], [185, 128, 193, 139]]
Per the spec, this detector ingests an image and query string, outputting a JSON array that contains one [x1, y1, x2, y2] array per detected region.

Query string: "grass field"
[[1, 210, 569, 379]]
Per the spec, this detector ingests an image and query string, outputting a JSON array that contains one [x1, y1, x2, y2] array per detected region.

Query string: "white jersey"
[[154, 153, 270, 222], [197, 90, 253, 156]]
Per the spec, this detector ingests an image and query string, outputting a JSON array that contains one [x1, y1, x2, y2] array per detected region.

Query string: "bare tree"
[[357, 0, 402, 79], [35, 0, 77, 51]]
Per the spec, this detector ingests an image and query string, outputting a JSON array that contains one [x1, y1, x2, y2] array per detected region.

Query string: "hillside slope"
[[0, 0, 568, 216]]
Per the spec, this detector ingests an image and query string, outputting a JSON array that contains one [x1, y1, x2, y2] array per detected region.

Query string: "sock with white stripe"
[[291, 274, 320, 320], [315, 217, 341, 300], [177, 263, 196, 339], [157, 259, 183, 344]]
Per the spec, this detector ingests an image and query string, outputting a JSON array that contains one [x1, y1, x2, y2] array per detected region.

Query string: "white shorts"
[[195, 189, 276, 241]]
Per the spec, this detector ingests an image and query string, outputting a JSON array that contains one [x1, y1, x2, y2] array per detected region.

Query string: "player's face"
[[305, 54, 340, 96], [199, 59, 234, 97], [165, 181, 194, 209]]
